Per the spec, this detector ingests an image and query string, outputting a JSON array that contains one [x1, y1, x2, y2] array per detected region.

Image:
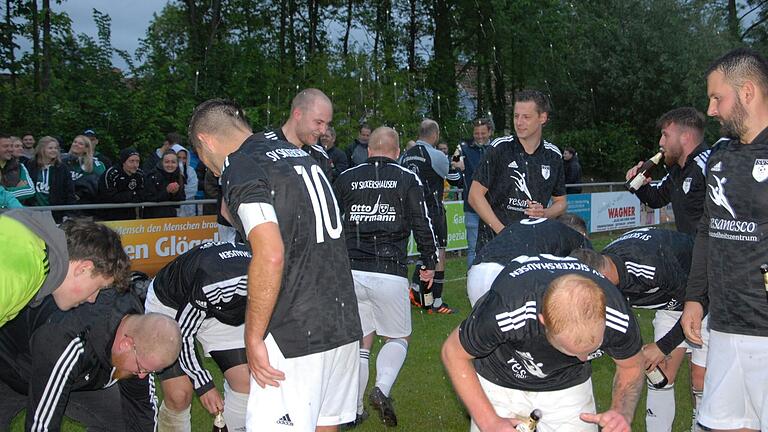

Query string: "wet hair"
[[541, 274, 605, 337], [60, 218, 131, 291], [368, 126, 400, 156], [556, 213, 587, 236], [125, 313, 182, 369], [187, 99, 252, 150], [707, 47, 768, 96], [514, 89, 551, 114], [569, 248, 608, 274], [656, 107, 705, 132], [290, 88, 332, 113]]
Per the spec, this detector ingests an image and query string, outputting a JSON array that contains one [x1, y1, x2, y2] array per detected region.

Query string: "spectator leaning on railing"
[[98, 147, 145, 221], [143, 150, 185, 219]]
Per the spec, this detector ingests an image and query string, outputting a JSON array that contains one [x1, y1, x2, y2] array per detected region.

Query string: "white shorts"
[[467, 262, 505, 307], [697, 330, 768, 430], [651, 309, 709, 367], [471, 374, 597, 432], [144, 282, 245, 354], [246, 335, 359, 431], [352, 270, 410, 338]]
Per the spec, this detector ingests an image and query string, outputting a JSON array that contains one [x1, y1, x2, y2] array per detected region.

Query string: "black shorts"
[[427, 205, 447, 248]]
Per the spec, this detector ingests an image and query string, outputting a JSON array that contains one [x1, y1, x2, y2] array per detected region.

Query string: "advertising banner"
[[589, 192, 642, 232], [565, 193, 592, 230], [407, 200, 467, 255], [103, 216, 220, 276]]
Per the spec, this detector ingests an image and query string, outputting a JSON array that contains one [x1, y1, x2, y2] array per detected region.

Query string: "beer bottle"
[[626, 151, 664, 193], [212, 412, 228, 432], [515, 409, 542, 432], [645, 366, 668, 389], [760, 264, 768, 301], [419, 265, 434, 310]]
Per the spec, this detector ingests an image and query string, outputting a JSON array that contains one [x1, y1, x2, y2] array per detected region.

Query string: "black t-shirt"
[[400, 141, 449, 213], [473, 135, 565, 250], [473, 218, 592, 266], [221, 135, 361, 358], [459, 255, 641, 391], [687, 132, 768, 336], [603, 227, 693, 311], [255, 128, 333, 179]]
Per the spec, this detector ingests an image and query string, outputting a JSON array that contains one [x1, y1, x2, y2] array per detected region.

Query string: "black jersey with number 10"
[[221, 135, 362, 358]]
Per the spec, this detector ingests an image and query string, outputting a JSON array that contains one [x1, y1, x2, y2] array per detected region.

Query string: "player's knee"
[[163, 386, 194, 410], [223, 364, 250, 394], [690, 366, 705, 391]]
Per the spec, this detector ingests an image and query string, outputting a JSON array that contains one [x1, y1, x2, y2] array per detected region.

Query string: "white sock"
[[375, 339, 408, 397], [223, 381, 248, 432], [691, 388, 704, 432], [645, 382, 675, 432], [157, 401, 191, 432], [358, 349, 370, 414]]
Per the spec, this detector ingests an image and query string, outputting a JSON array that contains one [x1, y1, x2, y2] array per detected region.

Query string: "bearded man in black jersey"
[[189, 99, 361, 432], [681, 47, 768, 432], [442, 255, 644, 432]]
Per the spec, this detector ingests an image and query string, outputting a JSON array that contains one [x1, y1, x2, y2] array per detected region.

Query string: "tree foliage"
[[0, 0, 762, 178]]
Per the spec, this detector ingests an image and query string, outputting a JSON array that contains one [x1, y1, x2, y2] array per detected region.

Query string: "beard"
[[719, 99, 749, 140]]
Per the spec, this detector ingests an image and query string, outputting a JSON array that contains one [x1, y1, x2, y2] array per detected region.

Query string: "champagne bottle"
[[419, 265, 434, 310], [760, 264, 768, 302], [645, 366, 668, 389], [515, 409, 542, 432], [212, 412, 228, 432], [625, 151, 664, 193]]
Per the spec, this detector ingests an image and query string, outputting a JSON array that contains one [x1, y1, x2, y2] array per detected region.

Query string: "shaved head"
[[124, 313, 182, 368], [291, 88, 332, 113], [368, 127, 400, 159]]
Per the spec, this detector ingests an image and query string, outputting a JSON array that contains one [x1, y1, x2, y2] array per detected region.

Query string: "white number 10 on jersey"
[[294, 164, 343, 243]]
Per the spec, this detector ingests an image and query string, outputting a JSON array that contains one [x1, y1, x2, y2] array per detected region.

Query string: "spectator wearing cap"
[[98, 147, 144, 220], [171, 143, 199, 217], [144, 132, 181, 173], [83, 129, 112, 167], [143, 150, 185, 219]]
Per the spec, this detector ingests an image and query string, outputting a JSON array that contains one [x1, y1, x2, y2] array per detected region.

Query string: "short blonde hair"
[[541, 274, 605, 345]]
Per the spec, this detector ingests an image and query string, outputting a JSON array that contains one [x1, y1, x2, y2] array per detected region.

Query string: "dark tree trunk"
[[41, 0, 50, 93], [308, 0, 319, 56], [431, 0, 456, 123], [342, 0, 353, 57], [279, 0, 287, 62], [727, 0, 739, 40], [407, 0, 417, 73], [288, 0, 296, 68], [31, 0, 40, 93], [382, 0, 394, 71], [4, 0, 16, 88]]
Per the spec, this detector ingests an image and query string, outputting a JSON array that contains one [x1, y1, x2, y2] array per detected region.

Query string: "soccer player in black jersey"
[[188, 98, 362, 431], [442, 255, 644, 432], [468, 89, 567, 255], [467, 213, 591, 306], [401, 119, 458, 314], [334, 126, 438, 427], [625, 107, 711, 235], [571, 227, 706, 432], [681, 48, 768, 432], [253, 88, 333, 178], [144, 241, 252, 431], [0, 289, 181, 432]]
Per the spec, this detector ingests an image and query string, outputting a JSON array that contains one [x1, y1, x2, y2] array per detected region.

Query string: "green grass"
[[10, 229, 695, 431]]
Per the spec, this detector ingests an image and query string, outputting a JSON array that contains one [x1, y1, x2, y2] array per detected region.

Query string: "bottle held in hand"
[[645, 366, 668, 389], [515, 409, 542, 432], [625, 151, 664, 193], [760, 264, 768, 302], [212, 411, 228, 432], [419, 265, 434, 310]]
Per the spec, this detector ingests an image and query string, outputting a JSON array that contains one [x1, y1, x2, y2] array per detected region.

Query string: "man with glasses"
[[0, 289, 181, 431]]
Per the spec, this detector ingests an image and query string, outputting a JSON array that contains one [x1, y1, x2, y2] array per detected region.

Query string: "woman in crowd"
[[143, 150, 185, 219], [24, 136, 75, 222], [10, 136, 28, 165], [171, 144, 199, 217], [63, 134, 106, 204], [99, 147, 145, 221]]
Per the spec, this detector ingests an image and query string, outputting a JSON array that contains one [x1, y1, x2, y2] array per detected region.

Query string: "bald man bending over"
[[442, 255, 644, 432], [333, 127, 438, 427]]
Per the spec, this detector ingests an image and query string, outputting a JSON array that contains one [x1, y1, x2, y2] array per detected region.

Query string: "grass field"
[[10, 231, 695, 431]]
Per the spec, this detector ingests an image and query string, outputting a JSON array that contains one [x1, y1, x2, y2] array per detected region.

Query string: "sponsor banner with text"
[[408, 201, 467, 255], [103, 216, 220, 276]]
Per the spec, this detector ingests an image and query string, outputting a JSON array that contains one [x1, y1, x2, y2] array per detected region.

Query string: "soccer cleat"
[[428, 302, 458, 315], [368, 386, 397, 427], [409, 286, 422, 308], [342, 410, 369, 429]]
